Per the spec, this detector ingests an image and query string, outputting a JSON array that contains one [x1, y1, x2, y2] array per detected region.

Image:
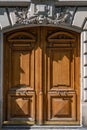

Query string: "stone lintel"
[[1, 0, 87, 6], [0, 1, 30, 6]]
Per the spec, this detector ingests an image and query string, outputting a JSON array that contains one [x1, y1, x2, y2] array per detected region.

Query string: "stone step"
[[1, 125, 87, 130]]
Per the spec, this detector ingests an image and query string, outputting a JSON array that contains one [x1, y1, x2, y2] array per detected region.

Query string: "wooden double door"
[[3, 27, 80, 125]]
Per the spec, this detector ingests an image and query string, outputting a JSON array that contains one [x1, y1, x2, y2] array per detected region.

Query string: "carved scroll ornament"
[[14, 6, 73, 25]]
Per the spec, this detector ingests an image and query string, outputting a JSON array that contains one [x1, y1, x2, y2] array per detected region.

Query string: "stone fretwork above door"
[[14, 5, 75, 25], [1, 3, 87, 29]]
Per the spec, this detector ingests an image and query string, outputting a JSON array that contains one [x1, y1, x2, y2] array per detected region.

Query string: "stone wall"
[[81, 31, 87, 126]]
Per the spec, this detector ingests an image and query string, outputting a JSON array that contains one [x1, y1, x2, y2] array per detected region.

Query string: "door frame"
[[0, 25, 82, 127]]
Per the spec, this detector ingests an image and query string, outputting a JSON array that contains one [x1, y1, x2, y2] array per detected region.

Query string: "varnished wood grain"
[[3, 27, 80, 125]]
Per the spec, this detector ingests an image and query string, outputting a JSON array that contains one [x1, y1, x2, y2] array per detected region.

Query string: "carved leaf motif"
[[14, 6, 73, 25]]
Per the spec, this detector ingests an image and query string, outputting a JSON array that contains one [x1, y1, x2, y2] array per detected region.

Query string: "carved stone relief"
[[14, 3, 76, 25]]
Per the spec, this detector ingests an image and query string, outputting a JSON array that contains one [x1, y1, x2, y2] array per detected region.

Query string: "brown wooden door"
[[3, 27, 80, 125]]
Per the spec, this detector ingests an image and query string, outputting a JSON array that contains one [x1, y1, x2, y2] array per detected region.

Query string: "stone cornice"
[[0, 0, 87, 6], [0, 1, 30, 6], [55, 1, 87, 6]]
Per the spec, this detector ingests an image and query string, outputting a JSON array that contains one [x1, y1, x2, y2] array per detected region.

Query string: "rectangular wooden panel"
[[51, 97, 71, 118], [52, 50, 70, 86], [47, 92, 76, 121], [11, 51, 30, 87], [8, 93, 35, 122], [47, 49, 74, 90], [10, 49, 34, 90], [11, 51, 20, 86]]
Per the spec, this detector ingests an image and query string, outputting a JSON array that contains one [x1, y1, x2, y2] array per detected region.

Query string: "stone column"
[[81, 31, 87, 126]]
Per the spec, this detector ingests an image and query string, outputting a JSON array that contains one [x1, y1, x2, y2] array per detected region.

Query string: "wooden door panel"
[[8, 47, 35, 123], [52, 50, 71, 87], [12, 51, 31, 87], [8, 93, 35, 122], [45, 28, 80, 124], [11, 51, 20, 86], [11, 50, 34, 89], [47, 49, 74, 90], [3, 29, 37, 124], [47, 92, 76, 121]]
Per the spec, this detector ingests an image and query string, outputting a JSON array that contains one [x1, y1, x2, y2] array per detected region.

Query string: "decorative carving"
[[54, 7, 72, 24], [47, 32, 76, 48], [8, 31, 36, 42], [48, 32, 75, 40], [14, 7, 30, 24], [14, 6, 74, 25], [9, 84, 34, 95]]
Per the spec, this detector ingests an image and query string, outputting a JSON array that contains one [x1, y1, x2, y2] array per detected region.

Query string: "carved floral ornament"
[[14, 5, 74, 25]]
